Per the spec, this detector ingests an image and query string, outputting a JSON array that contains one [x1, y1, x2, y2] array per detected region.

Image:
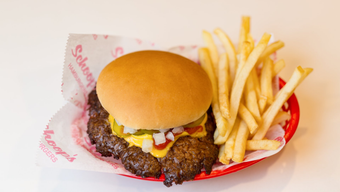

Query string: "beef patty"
[[87, 89, 219, 187]]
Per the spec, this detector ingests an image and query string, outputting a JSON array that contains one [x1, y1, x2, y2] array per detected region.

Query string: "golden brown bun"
[[97, 50, 212, 130]]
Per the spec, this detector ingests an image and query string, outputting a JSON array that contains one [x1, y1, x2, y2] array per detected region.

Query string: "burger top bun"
[[97, 50, 213, 130]]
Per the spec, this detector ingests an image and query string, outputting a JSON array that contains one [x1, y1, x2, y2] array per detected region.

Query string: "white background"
[[1, 0, 339, 191]]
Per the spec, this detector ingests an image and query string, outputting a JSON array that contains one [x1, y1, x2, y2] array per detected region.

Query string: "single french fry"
[[214, 28, 238, 85], [212, 103, 231, 141], [274, 67, 313, 101], [202, 30, 219, 77], [218, 143, 226, 158], [218, 144, 229, 165], [272, 59, 286, 78], [238, 103, 258, 134], [237, 16, 250, 54], [236, 41, 252, 79], [256, 40, 285, 67], [214, 115, 241, 144], [260, 57, 274, 105], [224, 117, 240, 160], [227, 33, 271, 142], [271, 111, 291, 126], [218, 53, 231, 119], [199, 48, 217, 94], [258, 95, 268, 114], [244, 74, 261, 122], [247, 33, 255, 51], [199, 48, 230, 140], [298, 68, 314, 85], [246, 140, 281, 151], [253, 66, 313, 140], [232, 120, 249, 163], [251, 68, 261, 99]]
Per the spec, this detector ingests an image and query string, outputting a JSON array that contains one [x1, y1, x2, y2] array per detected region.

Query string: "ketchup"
[[184, 125, 203, 135], [153, 125, 203, 150], [153, 138, 172, 150]]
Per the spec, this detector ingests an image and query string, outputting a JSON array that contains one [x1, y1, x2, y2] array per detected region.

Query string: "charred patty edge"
[[87, 89, 219, 187]]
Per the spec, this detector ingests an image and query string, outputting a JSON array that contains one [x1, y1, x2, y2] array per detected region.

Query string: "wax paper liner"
[[37, 34, 285, 177]]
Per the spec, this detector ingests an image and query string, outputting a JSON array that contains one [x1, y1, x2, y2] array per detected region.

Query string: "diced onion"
[[166, 132, 174, 141], [115, 120, 122, 126], [159, 128, 170, 133], [153, 132, 166, 145], [142, 139, 153, 153], [123, 126, 137, 134], [172, 126, 184, 134]]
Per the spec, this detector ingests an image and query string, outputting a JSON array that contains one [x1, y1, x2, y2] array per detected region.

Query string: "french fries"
[[200, 16, 313, 165], [199, 48, 230, 139], [253, 66, 313, 140], [273, 59, 286, 77], [214, 28, 238, 85], [251, 68, 261, 99], [256, 40, 285, 67], [246, 140, 281, 151], [224, 118, 241, 160], [238, 103, 258, 134], [271, 111, 291, 126], [202, 30, 220, 78], [235, 41, 252, 79], [258, 95, 268, 114], [247, 33, 255, 51], [218, 117, 241, 164], [244, 73, 261, 122], [228, 33, 271, 139], [237, 16, 250, 54], [218, 144, 229, 164], [232, 120, 249, 163], [218, 53, 231, 119], [260, 57, 274, 105], [214, 115, 240, 144]]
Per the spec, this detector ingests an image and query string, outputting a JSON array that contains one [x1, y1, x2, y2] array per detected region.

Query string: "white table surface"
[[1, 0, 339, 191]]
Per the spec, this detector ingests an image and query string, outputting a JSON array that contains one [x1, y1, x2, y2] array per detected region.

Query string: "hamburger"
[[87, 50, 219, 187]]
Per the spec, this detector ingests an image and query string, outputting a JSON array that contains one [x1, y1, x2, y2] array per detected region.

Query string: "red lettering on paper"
[[47, 140, 56, 147], [92, 34, 98, 40], [103, 35, 108, 39], [70, 45, 96, 89], [72, 45, 82, 57], [82, 67, 90, 75], [39, 142, 58, 163], [111, 47, 124, 59], [68, 63, 88, 96], [53, 147, 62, 152], [76, 55, 88, 69], [42, 127, 77, 162], [136, 39, 142, 44]]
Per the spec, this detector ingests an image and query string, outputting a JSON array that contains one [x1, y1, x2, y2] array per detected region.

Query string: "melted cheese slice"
[[109, 114, 207, 158]]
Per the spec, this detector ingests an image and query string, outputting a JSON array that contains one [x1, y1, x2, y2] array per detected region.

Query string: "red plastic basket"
[[119, 78, 300, 181]]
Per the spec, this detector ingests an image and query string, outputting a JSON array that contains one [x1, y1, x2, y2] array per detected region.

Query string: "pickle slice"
[[112, 120, 130, 138], [133, 129, 159, 136], [183, 113, 206, 128]]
